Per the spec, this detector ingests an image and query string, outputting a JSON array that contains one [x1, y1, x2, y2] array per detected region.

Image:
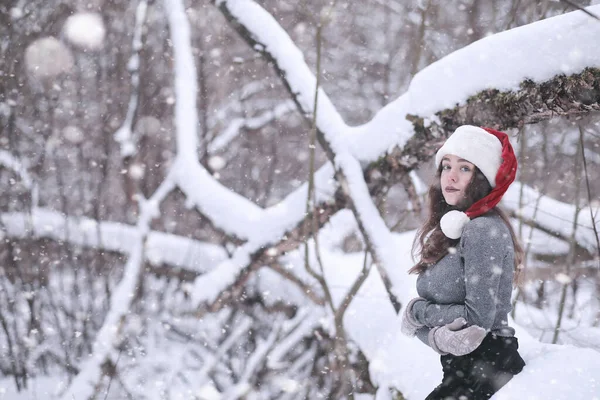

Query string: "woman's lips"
[[445, 187, 459, 192]]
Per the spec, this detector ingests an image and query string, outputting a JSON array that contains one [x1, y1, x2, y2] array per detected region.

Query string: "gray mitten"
[[428, 317, 486, 356], [400, 297, 426, 337]]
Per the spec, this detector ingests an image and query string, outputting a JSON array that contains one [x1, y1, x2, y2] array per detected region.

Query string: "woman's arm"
[[411, 300, 465, 328], [411, 218, 509, 329], [415, 326, 432, 347]]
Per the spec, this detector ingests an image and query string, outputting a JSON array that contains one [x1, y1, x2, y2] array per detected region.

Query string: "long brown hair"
[[409, 164, 524, 282]]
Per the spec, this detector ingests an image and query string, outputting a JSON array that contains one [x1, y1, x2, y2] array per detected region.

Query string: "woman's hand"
[[401, 297, 427, 337], [428, 317, 486, 356]]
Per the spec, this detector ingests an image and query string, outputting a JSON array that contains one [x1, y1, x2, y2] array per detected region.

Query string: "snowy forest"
[[1, 0, 600, 399]]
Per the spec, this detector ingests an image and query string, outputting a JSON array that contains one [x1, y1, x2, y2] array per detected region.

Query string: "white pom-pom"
[[440, 211, 470, 239]]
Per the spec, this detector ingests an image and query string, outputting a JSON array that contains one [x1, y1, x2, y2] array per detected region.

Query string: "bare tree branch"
[[560, 0, 600, 20], [578, 124, 600, 269], [266, 262, 326, 306], [428, 69, 600, 132]]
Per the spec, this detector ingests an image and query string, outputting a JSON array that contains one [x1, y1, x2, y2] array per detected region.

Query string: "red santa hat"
[[434, 125, 517, 239]]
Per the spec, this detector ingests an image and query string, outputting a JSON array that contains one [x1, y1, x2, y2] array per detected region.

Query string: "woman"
[[401, 125, 526, 400]]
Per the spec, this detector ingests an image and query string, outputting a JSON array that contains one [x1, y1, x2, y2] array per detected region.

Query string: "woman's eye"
[[460, 166, 471, 172], [442, 165, 450, 170]]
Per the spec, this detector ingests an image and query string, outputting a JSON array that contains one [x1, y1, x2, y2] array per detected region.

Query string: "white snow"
[[6, 2, 600, 399], [203, 2, 600, 399], [129, 163, 145, 180], [350, 5, 600, 161], [494, 342, 600, 400], [212, 0, 411, 305], [208, 100, 296, 154], [503, 182, 600, 253], [63, 12, 106, 51], [159, 0, 343, 305], [245, 217, 600, 399], [0, 150, 32, 189], [511, 220, 571, 257], [9, 7, 24, 20], [62, 125, 85, 144], [59, 238, 145, 400], [114, 1, 148, 158], [207, 155, 227, 171], [59, 174, 179, 399], [0, 208, 226, 273]]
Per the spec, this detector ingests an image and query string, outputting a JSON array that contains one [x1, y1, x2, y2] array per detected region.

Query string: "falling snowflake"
[[63, 12, 106, 51], [25, 37, 74, 81]]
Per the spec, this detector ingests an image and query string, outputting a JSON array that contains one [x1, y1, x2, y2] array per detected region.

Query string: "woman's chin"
[[443, 195, 459, 206]]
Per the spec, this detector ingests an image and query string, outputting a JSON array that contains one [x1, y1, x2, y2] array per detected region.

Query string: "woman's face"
[[440, 154, 475, 206]]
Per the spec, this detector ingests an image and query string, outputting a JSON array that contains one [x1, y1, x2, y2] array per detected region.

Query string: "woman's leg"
[[467, 337, 524, 398], [425, 335, 525, 400], [425, 356, 476, 400]]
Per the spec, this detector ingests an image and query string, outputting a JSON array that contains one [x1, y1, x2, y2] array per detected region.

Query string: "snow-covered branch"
[[58, 237, 144, 400], [350, 5, 600, 161], [59, 178, 175, 400], [208, 99, 296, 153], [0, 207, 227, 274], [195, 316, 253, 389], [207, 79, 270, 128], [266, 307, 323, 369], [214, 0, 348, 136], [214, 0, 414, 305], [503, 182, 600, 254], [214, 0, 600, 309], [114, 0, 149, 158], [0, 150, 33, 189], [165, 0, 341, 246], [158, 0, 354, 308], [222, 324, 279, 400]]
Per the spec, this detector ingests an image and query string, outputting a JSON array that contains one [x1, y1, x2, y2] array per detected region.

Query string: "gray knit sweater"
[[413, 212, 517, 347]]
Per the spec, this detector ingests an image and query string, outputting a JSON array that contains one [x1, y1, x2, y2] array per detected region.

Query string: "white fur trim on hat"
[[435, 125, 502, 188], [440, 210, 470, 239]]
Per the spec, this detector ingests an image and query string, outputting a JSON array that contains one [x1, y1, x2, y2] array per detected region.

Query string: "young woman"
[[401, 125, 526, 400]]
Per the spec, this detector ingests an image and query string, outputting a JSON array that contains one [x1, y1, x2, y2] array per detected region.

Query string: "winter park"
[[1, 0, 600, 399]]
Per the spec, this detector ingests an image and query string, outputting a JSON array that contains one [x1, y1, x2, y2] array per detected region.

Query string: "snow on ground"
[[309, 222, 600, 399], [261, 215, 600, 399], [0, 222, 598, 399], [494, 337, 600, 400], [0, 377, 62, 400], [4, 3, 600, 399]]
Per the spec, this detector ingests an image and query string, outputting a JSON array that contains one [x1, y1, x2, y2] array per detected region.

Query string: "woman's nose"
[[448, 170, 458, 182]]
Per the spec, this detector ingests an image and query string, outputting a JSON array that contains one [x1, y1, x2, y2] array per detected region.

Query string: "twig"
[[102, 347, 123, 400], [303, 17, 336, 316], [552, 134, 583, 344], [335, 249, 372, 324], [578, 125, 600, 269], [560, 0, 600, 20], [267, 262, 326, 306]]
